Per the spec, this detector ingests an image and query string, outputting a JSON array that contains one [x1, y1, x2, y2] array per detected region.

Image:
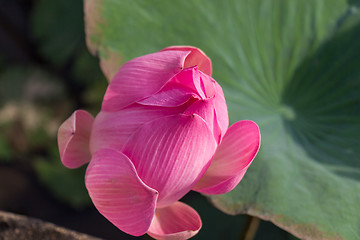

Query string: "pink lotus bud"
[[57, 46, 260, 239]]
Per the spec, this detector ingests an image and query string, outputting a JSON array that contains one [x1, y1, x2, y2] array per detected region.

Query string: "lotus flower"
[[57, 46, 260, 239]]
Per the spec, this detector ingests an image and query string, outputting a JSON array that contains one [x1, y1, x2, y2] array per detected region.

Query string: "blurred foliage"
[[0, 134, 12, 161], [34, 147, 91, 209], [0, 66, 68, 156], [31, 0, 84, 66], [0, 0, 106, 211], [30, 0, 107, 110], [29, 0, 106, 209]]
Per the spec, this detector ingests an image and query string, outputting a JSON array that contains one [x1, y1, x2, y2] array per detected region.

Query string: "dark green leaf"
[[31, 0, 84, 66]]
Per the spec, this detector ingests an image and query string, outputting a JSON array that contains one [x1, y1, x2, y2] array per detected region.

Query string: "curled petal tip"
[[162, 46, 212, 76], [57, 110, 94, 169]]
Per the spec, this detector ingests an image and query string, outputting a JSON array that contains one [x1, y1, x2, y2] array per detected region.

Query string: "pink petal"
[[168, 67, 206, 99], [148, 201, 202, 240], [57, 110, 94, 169], [137, 81, 198, 107], [193, 170, 247, 195], [85, 149, 158, 236], [184, 98, 221, 143], [213, 81, 229, 140], [137, 67, 216, 107], [102, 50, 190, 111], [90, 104, 187, 154], [167, 66, 215, 100], [162, 46, 212, 76], [198, 70, 215, 98], [122, 114, 217, 207], [193, 120, 260, 194]]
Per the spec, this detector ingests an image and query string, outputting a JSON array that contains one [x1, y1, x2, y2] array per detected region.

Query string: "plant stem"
[[239, 215, 260, 240]]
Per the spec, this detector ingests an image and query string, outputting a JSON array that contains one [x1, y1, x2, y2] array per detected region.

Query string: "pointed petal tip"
[[85, 149, 158, 236], [57, 110, 94, 169], [148, 201, 202, 240]]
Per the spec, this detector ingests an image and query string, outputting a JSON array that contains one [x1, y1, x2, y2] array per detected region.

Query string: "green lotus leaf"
[[84, 0, 360, 239]]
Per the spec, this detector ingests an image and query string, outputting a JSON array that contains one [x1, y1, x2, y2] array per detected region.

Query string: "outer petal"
[[148, 201, 202, 240], [122, 114, 217, 207], [90, 104, 186, 154], [102, 50, 190, 111], [57, 110, 94, 169], [162, 46, 212, 76], [193, 120, 260, 194], [85, 149, 158, 236]]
